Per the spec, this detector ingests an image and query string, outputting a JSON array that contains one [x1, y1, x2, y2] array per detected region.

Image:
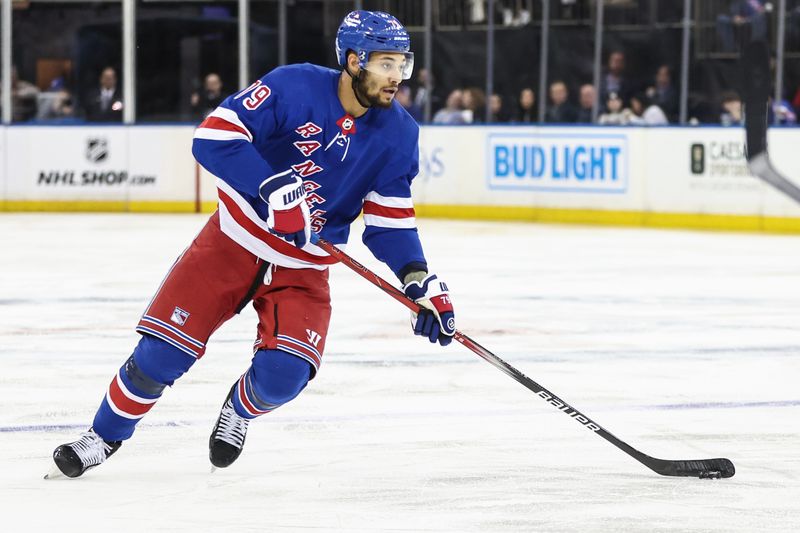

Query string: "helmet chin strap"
[[346, 66, 372, 109]]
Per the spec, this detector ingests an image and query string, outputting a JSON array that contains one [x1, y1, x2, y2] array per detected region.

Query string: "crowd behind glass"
[[7, 0, 800, 126]]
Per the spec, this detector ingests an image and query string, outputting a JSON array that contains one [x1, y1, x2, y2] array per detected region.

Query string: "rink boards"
[[2, 124, 800, 232]]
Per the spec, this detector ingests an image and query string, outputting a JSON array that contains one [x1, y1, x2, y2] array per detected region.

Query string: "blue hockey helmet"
[[336, 10, 414, 80]]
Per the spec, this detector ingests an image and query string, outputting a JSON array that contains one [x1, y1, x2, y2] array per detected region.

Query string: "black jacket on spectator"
[[545, 102, 579, 123], [652, 85, 678, 123], [83, 87, 123, 122], [192, 91, 225, 120], [600, 74, 634, 107], [576, 107, 594, 124], [491, 108, 512, 123], [513, 106, 536, 123]]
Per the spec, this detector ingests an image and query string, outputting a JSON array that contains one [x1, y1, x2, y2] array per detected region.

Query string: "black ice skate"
[[209, 385, 250, 469], [46, 429, 122, 479]]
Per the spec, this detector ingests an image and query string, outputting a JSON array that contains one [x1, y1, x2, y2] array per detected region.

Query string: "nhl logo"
[[86, 138, 108, 163], [170, 306, 190, 326]]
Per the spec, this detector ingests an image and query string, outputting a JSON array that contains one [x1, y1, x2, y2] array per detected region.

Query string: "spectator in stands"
[[716, 0, 768, 53], [412, 68, 439, 116], [792, 85, 800, 117], [576, 83, 596, 123], [83, 67, 123, 122], [36, 77, 74, 121], [646, 65, 678, 123], [597, 92, 627, 125], [432, 89, 467, 125], [769, 96, 798, 125], [468, 0, 486, 23], [191, 73, 225, 120], [462, 87, 486, 123], [501, 0, 532, 26], [545, 80, 578, 123], [599, 51, 632, 104], [395, 85, 423, 122], [10, 66, 39, 122], [719, 91, 743, 126], [512, 87, 536, 123], [489, 93, 510, 122], [627, 92, 669, 125]]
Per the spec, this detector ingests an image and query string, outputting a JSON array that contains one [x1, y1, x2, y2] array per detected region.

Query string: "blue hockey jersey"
[[192, 63, 427, 280]]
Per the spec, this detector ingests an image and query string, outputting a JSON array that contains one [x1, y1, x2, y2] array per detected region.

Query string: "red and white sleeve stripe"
[[217, 179, 338, 270], [194, 107, 253, 142], [362, 191, 416, 229]]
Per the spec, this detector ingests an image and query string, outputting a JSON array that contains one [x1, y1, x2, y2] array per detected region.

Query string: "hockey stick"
[[743, 40, 800, 203], [313, 236, 735, 479]]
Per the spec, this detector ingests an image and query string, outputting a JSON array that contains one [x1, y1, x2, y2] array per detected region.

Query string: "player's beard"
[[354, 70, 396, 109]]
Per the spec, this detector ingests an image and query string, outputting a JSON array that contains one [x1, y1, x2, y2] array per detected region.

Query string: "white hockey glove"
[[402, 271, 455, 346], [258, 169, 311, 248]]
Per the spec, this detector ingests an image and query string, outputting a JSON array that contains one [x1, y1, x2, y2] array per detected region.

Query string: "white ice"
[[1, 213, 799, 532]]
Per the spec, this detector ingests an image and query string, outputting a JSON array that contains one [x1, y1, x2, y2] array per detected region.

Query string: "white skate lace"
[[215, 400, 249, 448], [71, 431, 113, 467]]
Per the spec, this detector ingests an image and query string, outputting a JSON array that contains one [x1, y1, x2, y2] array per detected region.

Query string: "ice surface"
[[1, 213, 798, 532]]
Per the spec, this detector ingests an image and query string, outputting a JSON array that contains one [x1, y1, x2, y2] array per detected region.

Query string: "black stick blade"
[[649, 457, 735, 479]]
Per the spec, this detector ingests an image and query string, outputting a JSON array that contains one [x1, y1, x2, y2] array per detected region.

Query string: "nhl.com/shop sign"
[[487, 132, 629, 193]]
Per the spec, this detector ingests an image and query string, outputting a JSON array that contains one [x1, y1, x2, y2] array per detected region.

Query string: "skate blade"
[[44, 465, 65, 480]]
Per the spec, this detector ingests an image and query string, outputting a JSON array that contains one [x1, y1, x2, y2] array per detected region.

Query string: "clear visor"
[[362, 52, 415, 81]]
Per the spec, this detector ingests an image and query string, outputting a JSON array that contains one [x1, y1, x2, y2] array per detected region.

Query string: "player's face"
[[355, 53, 406, 108]]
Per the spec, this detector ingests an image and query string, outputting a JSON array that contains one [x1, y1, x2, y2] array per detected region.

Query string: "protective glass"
[[363, 52, 415, 80]]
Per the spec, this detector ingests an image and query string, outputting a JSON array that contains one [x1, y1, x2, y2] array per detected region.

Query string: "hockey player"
[[48, 10, 456, 479]]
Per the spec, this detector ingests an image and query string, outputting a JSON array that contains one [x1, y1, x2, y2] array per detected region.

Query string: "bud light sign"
[[487, 132, 628, 193]]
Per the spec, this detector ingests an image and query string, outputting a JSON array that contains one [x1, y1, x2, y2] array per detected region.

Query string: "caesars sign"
[[688, 137, 758, 193]]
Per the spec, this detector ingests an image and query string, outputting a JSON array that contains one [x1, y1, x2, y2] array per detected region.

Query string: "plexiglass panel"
[[12, 1, 123, 123], [136, 0, 239, 122]]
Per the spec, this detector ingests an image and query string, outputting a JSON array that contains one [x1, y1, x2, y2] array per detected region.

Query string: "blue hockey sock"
[[231, 349, 311, 419], [92, 335, 195, 441]]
